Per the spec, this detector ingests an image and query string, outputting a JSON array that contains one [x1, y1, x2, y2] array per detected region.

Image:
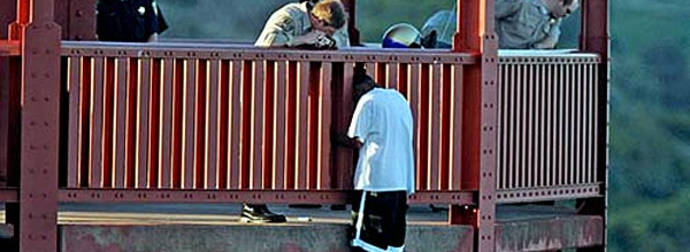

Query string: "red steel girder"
[[5, 0, 62, 252], [452, 1, 498, 252], [59, 189, 475, 205]]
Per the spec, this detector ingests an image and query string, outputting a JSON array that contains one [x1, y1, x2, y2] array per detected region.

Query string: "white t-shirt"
[[347, 88, 415, 195]]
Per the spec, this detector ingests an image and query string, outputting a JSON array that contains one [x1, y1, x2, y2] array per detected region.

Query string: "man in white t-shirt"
[[333, 67, 415, 252]]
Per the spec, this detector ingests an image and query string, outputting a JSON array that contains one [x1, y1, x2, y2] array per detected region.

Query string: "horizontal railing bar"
[[60, 41, 478, 64], [0, 188, 18, 202], [58, 189, 475, 205], [498, 55, 601, 64], [0, 40, 20, 56], [496, 183, 601, 203]]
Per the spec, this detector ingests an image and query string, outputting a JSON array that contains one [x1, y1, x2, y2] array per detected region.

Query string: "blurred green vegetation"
[[157, 0, 689, 251]]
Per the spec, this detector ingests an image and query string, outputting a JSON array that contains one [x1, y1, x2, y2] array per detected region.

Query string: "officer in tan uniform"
[[255, 0, 350, 49], [420, 0, 579, 49], [495, 0, 579, 49], [242, 0, 350, 224]]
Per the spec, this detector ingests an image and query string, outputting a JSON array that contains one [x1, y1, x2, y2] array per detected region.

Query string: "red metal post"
[[340, 0, 360, 46], [452, 1, 498, 252], [578, 0, 610, 251], [332, 63, 354, 189], [54, 0, 68, 39], [0, 0, 17, 187], [66, 0, 96, 40], [5, 0, 61, 251]]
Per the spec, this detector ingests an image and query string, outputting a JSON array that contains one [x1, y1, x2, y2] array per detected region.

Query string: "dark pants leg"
[[351, 190, 408, 250]]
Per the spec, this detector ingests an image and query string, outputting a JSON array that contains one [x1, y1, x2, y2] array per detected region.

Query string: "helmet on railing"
[[381, 23, 423, 49]]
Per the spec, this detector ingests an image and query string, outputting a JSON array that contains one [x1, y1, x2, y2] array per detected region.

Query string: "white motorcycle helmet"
[[381, 23, 423, 48]]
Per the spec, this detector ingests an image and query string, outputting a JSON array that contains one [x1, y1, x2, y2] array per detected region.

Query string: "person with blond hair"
[[241, 0, 351, 224], [255, 0, 350, 49]]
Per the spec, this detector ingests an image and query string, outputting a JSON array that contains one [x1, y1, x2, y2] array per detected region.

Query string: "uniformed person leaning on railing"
[[96, 0, 168, 42], [254, 0, 349, 49], [240, 0, 351, 224], [419, 0, 580, 49]]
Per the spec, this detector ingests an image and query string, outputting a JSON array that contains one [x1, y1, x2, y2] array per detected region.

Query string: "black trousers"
[[351, 190, 408, 250]]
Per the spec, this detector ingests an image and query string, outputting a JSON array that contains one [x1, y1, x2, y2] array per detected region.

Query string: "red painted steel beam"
[[66, 0, 96, 40], [53, 0, 68, 39], [0, 41, 20, 56], [58, 189, 475, 205], [578, 1, 610, 251], [0, 0, 18, 189], [1, 0, 16, 39], [5, 0, 61, 251], [58, 41, 478, 64], [452, 1, 499, 252], [0, 188, 18, 202]]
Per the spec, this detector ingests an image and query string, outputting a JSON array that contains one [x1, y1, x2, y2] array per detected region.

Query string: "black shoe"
[[331, 204, 347, 211], [240, 204, 287, 223], [289, 204, 322, 209], [429, 204, 449, 212]]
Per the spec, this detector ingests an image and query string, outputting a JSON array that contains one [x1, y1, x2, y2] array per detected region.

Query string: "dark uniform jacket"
[[97, 0, 168, 42]]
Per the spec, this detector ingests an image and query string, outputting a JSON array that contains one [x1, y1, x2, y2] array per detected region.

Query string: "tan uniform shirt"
[[495, 0, 561, 49], [255, 2, 350, 48]]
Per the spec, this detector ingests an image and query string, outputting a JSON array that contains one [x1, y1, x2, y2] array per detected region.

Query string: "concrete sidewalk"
[[1, 203, 603, 251]]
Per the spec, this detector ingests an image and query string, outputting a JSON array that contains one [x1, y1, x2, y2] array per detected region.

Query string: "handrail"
[[60, 41, 479, 64], [0, 40, 20, 56], [59, 41, 471, 197]]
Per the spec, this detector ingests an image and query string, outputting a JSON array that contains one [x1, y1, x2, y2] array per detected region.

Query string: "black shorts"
[[350, 190, 408, 251]]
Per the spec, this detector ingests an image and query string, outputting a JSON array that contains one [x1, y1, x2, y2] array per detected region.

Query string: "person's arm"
[[333, 99, 370, 149], [495, 0, 523, 19], [332, 26, 350, 49], [331, 132, 362, 149], [256, 12, 324, 48], [532, 20, 561, 49], [343, 99, 371, 147], [147, 33, 158, 42], [145, 1, 168, 42]]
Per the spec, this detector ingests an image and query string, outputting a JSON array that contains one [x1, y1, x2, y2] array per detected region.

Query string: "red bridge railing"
[[58, 41, 477, 205], [0, 0, 612, 251]]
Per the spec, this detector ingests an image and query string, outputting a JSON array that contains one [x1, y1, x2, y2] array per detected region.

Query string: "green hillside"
[[157, 0, 690, 250]]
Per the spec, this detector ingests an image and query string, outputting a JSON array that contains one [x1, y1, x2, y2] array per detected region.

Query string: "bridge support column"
[[5, 0, 61, 251], [454, 0, 498, 251], [578, 0, 610, 251]]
